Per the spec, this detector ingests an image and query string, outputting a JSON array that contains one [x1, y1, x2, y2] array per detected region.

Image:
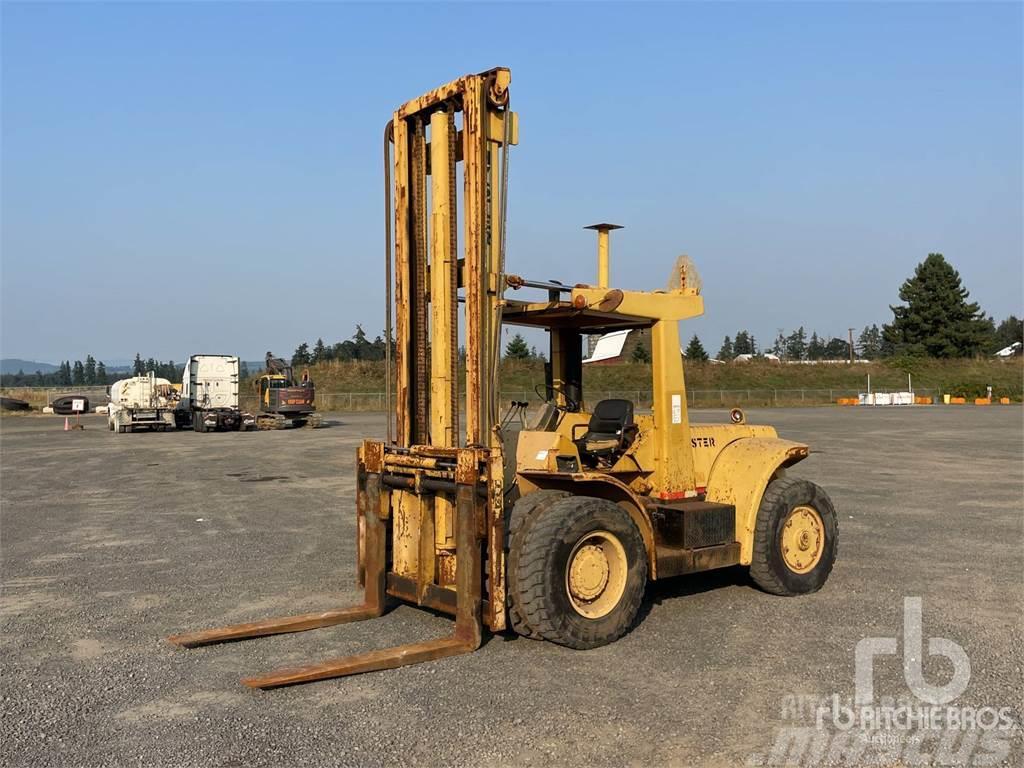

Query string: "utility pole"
[[848, 328, 855, 365]]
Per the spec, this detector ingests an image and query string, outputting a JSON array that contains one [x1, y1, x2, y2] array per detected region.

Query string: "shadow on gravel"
[[639, 566, 750, 623]]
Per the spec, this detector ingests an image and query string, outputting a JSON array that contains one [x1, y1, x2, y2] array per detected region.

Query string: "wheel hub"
[[568, 545, 610, 600], [781, 505, 824, 574], [564, 531, 628, 619]]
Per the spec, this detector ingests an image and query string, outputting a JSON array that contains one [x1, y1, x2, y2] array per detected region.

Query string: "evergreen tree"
[[807, 332, 825, 360], [883, 253, 994, 357], [332, 342, 350, 362], [992, 315, 1023, 352], [825, 337, 850, 359], [58, 361, 71, 386], [35, 370, 45, 386], [84, 355, 96, 385], [684, 334, 709, 361], [505, 333, 531, 360], [72, 360, 85, 385], [96, 361, 107, 384], [133, 354, 144, 376], [733, 330, 753, 356], [240, 361, 250, 380], [313, 338, 327, 363], [717, 335, 734, 361], [352, 325, 374, 360], [292, 342, 311, 367], [631, 343, 651, 363], [770, 331, 787, 359], [145, 357, 157, 375], [785, 327, 808, 360], [857, 324, 883, 359]]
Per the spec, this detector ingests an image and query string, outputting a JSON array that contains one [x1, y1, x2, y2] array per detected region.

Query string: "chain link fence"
[[3, 386, 954, 413], [239, 387, 944, 413]]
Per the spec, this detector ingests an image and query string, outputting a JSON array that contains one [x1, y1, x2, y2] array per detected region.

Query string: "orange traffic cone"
[[64, 417, 70, 431]]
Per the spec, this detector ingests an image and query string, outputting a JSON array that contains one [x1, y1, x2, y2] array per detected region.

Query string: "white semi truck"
[[176, 354, 251, 432], [108, 373, 178, 433]]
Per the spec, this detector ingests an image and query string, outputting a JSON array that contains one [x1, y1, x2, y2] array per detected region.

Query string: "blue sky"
[[2, 1, 1021, 364]]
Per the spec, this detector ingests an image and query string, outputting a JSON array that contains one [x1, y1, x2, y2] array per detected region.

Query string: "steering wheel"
[[534, 382, 580, 412]]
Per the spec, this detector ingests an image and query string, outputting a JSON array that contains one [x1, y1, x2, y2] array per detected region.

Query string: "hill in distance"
[[0, 359, 58, 375]]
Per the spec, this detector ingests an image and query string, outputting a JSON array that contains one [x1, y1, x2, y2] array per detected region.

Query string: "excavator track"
[[255, 412, 322, 430]]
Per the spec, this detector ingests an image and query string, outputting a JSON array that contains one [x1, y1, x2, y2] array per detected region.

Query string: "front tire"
[[506, 490, 569, 639], [511, 496, 647, 649], [750, 477, 837, 596]]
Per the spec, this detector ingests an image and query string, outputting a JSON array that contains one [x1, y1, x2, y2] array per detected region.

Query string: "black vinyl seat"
[[572, 399, 637, 465]]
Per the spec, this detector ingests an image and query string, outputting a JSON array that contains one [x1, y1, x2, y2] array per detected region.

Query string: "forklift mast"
[[388, 67, 517, 451]]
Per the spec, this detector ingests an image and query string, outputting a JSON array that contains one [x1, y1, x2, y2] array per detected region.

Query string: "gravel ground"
[[1, 407, 1021, 767]]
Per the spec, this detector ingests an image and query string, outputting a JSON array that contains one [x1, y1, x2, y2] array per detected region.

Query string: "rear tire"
[[749, 477, 837, 596], [505, 490, 569, 639], [511, 495, 647, 649]]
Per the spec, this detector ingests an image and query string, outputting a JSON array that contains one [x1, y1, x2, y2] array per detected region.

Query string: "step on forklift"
[[169, 67, 837, 688]]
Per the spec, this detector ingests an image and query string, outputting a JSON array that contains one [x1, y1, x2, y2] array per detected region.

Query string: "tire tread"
[[513, 496, 646, 649], [750, 476, 837, 596]]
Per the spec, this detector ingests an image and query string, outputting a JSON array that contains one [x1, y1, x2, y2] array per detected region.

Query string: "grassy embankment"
[[242, 357, 1022, 410], [4, 358, 1019, 413]]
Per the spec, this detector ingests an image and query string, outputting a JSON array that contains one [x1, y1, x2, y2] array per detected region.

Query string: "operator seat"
[[573, 399, 637, 466]]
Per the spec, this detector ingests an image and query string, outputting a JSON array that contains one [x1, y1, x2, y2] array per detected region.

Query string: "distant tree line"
[[765, 328, 853, 362], [701, 254, 1021, 362], [715, 330, 759, 361], [287, 327, 552, 370], [129, 354, 182, 381], [0, 353, 183, 388], [290, 325, 394, 368]]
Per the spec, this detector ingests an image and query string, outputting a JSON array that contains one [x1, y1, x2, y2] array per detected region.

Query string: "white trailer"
[[176, 354, 250, 432], [108, 373, 178, 433]]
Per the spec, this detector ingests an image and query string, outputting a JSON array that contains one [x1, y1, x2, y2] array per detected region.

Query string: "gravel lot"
[[2, 407, 1021, 767]]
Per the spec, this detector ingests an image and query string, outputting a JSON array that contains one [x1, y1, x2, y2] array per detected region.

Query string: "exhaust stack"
[[584, 223, 623, 288]]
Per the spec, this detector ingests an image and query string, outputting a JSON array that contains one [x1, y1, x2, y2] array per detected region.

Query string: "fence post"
[[829, 389, 833, 402], [801, 389, 805, 402], [773, 389, 777, 405]]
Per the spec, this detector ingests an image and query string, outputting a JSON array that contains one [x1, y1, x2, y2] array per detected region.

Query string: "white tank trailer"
[[176, 354, 250, 432], [108, 373, 178, 433]]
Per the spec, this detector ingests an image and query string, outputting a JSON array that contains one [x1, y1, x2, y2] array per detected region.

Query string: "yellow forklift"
[[170, 67, 837, 687]]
